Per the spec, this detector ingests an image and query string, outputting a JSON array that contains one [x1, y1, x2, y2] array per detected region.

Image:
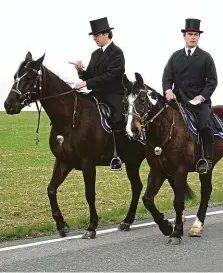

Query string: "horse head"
[[4, 51, 46, 114], [124, 72, 160, 140]]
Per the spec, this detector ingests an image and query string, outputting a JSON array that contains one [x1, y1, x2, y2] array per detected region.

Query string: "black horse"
[[124, 72, 223, 245], [4, 52, 193, 239]]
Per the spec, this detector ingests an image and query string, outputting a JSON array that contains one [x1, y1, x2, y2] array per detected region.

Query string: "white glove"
[[78, 88, 92, 94]]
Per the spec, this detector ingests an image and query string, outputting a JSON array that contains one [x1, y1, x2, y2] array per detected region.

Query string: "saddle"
[[92, 96, 124, 171], [90, 96, 112, 133], [98, 102, 112, 120], [176, 103, 223, 172], [182, 105, 223, 137]]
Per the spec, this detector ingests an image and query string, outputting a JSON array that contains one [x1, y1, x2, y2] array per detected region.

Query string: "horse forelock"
[[16, 60, 30, 77], [134, 81, 147, 96]]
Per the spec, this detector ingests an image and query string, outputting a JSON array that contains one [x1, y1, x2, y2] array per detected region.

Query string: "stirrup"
[[110, 156, 122, 171], [196, 158, 211, 174], [110, 130, 122, 171]]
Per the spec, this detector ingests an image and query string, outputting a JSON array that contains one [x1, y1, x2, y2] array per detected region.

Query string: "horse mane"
[[144, 84, 166, 103], [42, 65, 100, 105], [43, 65, 71, 90], [20, 59, 73, 93]]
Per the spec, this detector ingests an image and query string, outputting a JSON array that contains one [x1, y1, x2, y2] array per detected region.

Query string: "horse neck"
[[146, 100, 174, 145], [40, 67, 75, 133]]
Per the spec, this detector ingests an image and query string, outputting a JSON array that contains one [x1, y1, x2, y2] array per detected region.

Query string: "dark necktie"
[[98, 48, 103, 58], [187, 49, 191, 57], [96, 48, 103, 64]]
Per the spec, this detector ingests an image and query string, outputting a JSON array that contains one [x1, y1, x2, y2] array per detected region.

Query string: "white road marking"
[[0, 209, 223, 252]]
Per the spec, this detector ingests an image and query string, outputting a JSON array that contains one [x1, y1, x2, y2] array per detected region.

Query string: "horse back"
[[212, 105, 223, 120]]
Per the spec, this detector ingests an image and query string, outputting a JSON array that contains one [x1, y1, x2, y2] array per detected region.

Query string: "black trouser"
[[189, 103, 214, 143], [187, 103, 214, 159]]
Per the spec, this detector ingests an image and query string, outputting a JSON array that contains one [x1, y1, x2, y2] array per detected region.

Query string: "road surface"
[[1, 205, 223, 272]]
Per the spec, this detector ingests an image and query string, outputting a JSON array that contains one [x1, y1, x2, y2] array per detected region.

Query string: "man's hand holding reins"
[[165, 89, 176, 102]]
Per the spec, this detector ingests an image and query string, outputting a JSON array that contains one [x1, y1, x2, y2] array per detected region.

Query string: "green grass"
[[0, 111, 223, 241]]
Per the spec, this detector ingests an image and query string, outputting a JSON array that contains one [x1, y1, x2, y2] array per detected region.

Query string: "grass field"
[[0, 111, 223, 241]]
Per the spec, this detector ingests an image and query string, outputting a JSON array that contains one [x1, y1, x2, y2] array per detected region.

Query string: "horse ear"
[[25, 51, 33, 61], [35, 53, 45, 68], [135, 72, 144, 86], [122, 74, 130, 89]]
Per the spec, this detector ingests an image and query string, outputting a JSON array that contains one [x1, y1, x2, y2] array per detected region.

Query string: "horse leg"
[[47, 159, 72, 237], [167, 176, 195, 223], [167, 176, 186, 223], [81, 158, 98, 239], [118, 160, 143, 231], [188, 170, 213, 237], [142, 168, 173, 236], [167, 170, 188, 245]]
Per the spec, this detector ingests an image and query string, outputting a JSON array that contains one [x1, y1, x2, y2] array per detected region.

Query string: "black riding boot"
[[196, 142, 214, 174]]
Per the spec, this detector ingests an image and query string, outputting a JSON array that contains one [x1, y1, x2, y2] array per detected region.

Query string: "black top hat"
[[88, 17, 114, 35], [181, 18, 203, 33]]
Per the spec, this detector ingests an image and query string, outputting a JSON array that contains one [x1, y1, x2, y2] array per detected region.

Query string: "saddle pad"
[[183, 108, 223, 138]]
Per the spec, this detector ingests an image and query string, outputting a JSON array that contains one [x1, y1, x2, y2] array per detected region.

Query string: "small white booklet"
[[189, 99, 200, 105]]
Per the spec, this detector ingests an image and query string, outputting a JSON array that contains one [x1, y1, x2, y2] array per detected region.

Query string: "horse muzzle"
[[4, 100, 23, 115], [132, 120, 142, 140]]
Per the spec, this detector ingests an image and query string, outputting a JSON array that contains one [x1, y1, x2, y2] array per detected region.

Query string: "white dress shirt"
[[101, 40, 112, 52], [185, 45, 197, 56]]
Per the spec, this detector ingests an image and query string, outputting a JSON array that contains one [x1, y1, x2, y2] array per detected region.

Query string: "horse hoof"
[[167, 237, 182, 245], [118, 221, 131, 231], [59, 223, 70, 237], [158, 220, 173, 236], [188, 226, 203, 237], [82, 230, 96, 239]]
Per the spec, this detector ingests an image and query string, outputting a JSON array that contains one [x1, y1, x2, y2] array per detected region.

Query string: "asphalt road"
[[1, 205, 223, 272]]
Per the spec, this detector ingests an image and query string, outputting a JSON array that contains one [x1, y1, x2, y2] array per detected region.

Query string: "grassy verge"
[[0, 111, 223, 241]]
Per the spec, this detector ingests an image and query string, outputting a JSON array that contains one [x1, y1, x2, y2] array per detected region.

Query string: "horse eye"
[[139, 99, 146, 104]]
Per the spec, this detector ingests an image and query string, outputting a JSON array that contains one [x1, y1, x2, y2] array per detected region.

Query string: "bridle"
[[128, 83, 166, 127], [11, 61, 78, 143], [11, 61, 77, 105], [128, 84, 176, 176], [11, 62, 46, 107], [129, 84, 175, 133]]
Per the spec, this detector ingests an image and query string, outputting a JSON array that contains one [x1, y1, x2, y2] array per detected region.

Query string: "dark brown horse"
[[124, 72, 223, 245], [4, 52, 193, 239], [4, 52, 146, 239]]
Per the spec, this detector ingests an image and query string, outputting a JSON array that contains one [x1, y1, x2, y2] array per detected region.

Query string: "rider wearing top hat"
[[162, 18, 218, 174], [74, 17, 126, 171]]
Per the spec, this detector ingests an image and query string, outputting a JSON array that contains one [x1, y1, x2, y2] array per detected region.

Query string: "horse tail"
[[184, 182, 195, 200]]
